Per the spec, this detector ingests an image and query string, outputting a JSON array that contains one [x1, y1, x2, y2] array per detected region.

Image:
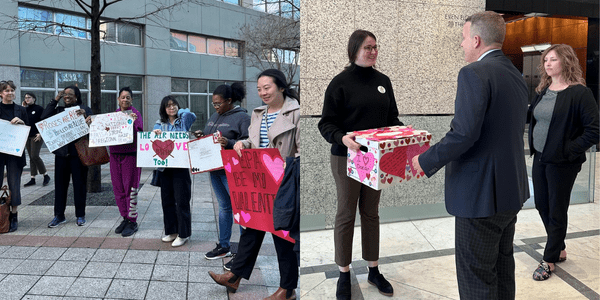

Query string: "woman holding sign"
[[42, 86, 93, 228], [110, 87, 143, 237], [153, 96, 196, 247], [318, 30, 403, 298], [194, 82, 250, 260], [0, 80, 29, 232], [208, 69, 299, 300]]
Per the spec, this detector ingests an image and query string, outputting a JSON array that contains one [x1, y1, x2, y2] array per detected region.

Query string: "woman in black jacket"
[[22, 92, 51, 187], [0, 80, 29, 232], [529, 44, 599, 281], [41, 86, 93, 228]]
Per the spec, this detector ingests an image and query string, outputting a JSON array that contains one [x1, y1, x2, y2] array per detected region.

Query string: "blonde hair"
[[535, 44, 586, 94]]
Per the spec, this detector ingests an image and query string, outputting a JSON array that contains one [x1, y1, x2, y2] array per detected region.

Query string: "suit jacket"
[[0, 103, 29, 168], [418, 50, 530, 218], [241, 97, 300, 158]]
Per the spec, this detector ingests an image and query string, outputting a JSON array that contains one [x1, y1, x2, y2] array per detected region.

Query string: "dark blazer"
[[0, 103, 30, 168], [418, 50, 530, 218], [528, 85, 599, 165]]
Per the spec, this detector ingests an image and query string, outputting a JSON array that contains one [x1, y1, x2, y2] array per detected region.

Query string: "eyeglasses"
[[212, 102, 226, 108], [166, 104, 178, 109], [363, 45, 378, 52]]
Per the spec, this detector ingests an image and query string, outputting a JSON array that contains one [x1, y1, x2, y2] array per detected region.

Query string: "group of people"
[[319, 11, 598, 300]]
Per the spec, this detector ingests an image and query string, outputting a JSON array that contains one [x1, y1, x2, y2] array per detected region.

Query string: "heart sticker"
[[380, 146, 408, 179], [224, 163, 232, 173], [151, 140, 175, 160], [282, 230, 289, 237], [353, 151, 375, 183], [262, 154, 284, 184], [406, 143, 430, 176], [241, 211, 252, 223], [234, 213, 240, 223], [232, 157, 239, 165]]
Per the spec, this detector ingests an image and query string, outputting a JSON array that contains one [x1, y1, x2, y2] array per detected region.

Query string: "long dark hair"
[[213, 82, 246, 103], [346, 29, 376, 69], [159, 95, 179, 123], [257, 69, 299, 102], [65, 85, 82, 105]]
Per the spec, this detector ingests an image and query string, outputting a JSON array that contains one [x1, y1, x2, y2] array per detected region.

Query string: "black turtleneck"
[[0, 102, 15, 121], [318, 64, 403, 156]]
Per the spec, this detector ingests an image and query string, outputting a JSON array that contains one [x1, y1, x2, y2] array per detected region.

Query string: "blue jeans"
[[210, 170, 241, 248]]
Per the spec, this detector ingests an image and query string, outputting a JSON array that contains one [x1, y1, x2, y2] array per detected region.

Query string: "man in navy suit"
[[413, 11, 529, 300]]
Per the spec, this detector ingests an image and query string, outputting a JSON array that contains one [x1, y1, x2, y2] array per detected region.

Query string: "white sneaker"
[[162, 233, 178, 242], [171, 236, 189, 247]]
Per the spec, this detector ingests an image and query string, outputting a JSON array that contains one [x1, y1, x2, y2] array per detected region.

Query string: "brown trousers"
[[331, 155, 381, 267]]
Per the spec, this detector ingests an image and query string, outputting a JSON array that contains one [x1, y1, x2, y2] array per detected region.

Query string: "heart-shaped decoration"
[[353, 151, 375, 183], [224, 162, 232, 173], [347, 167, 352, 174], [151, 140, 175, 160], [262, 154, 284, 184], [282, 230, 289, 237], [406, 143, 430, 176], [393, 140, 399, 146], [366, 173, 370, 180], [381, 179, 385, 183], [380, 146, 407, 179], [234, 213, 240, 223], [387, 177, 393, 184], [379, 143, 385, 149], [416, 136, 421, 142], [348, 149, 357, 161], [232, 157, 239, 165], [241, 211, 251, 223]]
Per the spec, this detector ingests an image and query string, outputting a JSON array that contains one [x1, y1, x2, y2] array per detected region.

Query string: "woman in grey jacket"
[[529, 44, 599, 281]]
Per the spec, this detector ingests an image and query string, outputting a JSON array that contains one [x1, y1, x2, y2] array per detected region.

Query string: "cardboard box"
[[347, 126, 432, 190]]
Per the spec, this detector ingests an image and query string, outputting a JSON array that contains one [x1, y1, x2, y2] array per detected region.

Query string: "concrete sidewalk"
[[0, 148, 284, 300]]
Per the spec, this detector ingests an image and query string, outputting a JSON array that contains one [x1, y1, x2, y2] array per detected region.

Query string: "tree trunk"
[[88, 0, 102, 193]]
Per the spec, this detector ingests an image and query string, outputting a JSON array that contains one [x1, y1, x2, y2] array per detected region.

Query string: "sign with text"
[[89, 111, 134, 147], [188, 132, 223, 174], [0, 119, 30, 157], [137, 131, 190, 168], [35, 106, 88, 153], [221, 148, 295, 243]]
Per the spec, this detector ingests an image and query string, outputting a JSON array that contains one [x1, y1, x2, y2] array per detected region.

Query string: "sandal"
[[533, 261, 552, 281]]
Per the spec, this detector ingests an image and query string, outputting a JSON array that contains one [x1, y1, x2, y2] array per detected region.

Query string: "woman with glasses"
[[153, 96, 196, 247], [0, 80, 29, 232], [194, 82, 250, 260], [21, 92, 51, 188], [318, 30, 403, 299], [110, 87, 143, 237], [42, 86, 93, 228], [208, 69, 299, 300]]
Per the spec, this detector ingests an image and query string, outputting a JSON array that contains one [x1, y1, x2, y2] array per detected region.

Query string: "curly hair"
[[535, 44, 586, 94]]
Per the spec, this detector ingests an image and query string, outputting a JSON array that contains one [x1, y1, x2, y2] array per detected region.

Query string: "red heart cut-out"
[[380, 146, 407, 179], [152, 140, 175, 160]]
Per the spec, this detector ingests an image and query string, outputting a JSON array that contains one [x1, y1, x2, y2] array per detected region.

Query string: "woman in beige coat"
[[209, 69, 299, 300]]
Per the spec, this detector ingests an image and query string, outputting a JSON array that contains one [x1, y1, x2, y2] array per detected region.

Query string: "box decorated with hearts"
[[347, 126, 431, 190]]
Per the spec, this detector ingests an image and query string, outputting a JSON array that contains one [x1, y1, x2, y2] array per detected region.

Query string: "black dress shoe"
[[24, 179, 35, 187], [336, 273, 351, 300], [43, 175, 51, 186], [8, 212, 17, 232], [368, 272, 394, 296]]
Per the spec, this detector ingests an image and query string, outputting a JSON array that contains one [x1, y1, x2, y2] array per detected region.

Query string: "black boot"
[[368, 266, 393, 296], [24, 178, 36, 187], [8, 212, 17, 232], [336, 271, 351, 300]]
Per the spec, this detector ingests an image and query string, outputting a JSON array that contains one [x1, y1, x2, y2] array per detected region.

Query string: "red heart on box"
[[380, 146, 407, 179], [152, 140, 175, 160], [406, 142, 430, 176], [387, 177, 393, 184]]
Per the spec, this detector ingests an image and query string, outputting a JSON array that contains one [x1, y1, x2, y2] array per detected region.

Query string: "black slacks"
[[231, 227, 298, 290], [160, 168, 192, 239], [455, 210, 519, 300], [54, 155, 88, 218], [532, 152, 581, 263]]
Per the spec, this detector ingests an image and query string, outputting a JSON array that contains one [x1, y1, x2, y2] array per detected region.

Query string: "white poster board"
[[35, 106, 89, 153], [89, 111, 134, 147], [187, 133, 224, 174], [0, 119, 30, 157], [137, 131, 191, 168]]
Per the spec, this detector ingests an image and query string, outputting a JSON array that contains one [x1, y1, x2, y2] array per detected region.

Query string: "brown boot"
[[208, 271, 241, 293], [264, 287, 296, 300]]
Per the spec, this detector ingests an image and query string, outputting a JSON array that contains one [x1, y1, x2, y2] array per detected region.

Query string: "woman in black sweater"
[[529, 44, 599, 281], [22, 92, 51, 187], [318, 30, 403, 299]]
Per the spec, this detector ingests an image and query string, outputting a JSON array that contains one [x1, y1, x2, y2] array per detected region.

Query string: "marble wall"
[[300, 0, 486, 229]]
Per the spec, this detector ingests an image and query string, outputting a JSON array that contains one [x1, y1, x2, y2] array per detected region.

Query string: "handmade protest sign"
[[35, 106, 88, 153], [89, 111, 134, 147], [137, 131, 190, 168], [188, 132, 223, 174], [221, 148, 294, 243], [0, 119, 30, 157]]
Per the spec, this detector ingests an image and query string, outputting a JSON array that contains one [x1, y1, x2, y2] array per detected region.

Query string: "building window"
[[171, 78, 238, 132], [221, 0, 239, 4], [18, 5, 142, 46], [170, 31, 241, 58], [253, 0, 299, 20], [20, 68, 143, 116], [266, 48, 298, 64]]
